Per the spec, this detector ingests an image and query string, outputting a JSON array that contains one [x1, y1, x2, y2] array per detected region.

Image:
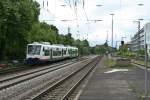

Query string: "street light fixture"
[[96, 4, 103, 7], [138, 3, 144, 6], [94, 19, 103, 21], [138, 18, 144, 21], [60, 4, 67, 7]]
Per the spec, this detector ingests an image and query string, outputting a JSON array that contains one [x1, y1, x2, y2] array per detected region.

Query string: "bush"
[[105, 58, 132, 68], [116, 51, 136, 59]]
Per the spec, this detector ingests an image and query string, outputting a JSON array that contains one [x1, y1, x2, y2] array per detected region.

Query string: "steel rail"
[[0, 59, 78, 83], [0, 57, 82, 75], [0, 59, 87, 91], [61, 57, 100, 100], [30, 56, 100, 100]]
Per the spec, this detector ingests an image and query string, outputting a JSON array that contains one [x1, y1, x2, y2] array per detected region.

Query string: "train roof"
[[28, 42, 78, 49], [28, 42, 51, 45], [66, 46, 78, 50]]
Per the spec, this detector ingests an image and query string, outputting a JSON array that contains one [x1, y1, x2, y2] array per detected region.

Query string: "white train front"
[[26, 42, 78, 64]]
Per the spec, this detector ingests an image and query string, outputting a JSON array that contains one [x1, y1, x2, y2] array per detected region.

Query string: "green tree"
[[64, 33, 74, 45], [138, 49, 145, 55], [0, 0, 40, 60], [0, 0, 94, 60], [73, 39, 90, 55], [28, 22, 59, 44]]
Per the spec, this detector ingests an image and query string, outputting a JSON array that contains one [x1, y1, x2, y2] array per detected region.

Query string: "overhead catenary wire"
[[74, 0, 80, 39], [82, 0, 88, 20], [39, 0, 57, 20], [68, 0, 72, 9]]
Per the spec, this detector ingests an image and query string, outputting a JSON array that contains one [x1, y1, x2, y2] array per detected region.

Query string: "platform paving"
[[78, 56, 141, 100]]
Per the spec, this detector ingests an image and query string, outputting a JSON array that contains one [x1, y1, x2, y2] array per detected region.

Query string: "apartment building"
[[130, 28, 144, 52], [130, 23, 150, 56]]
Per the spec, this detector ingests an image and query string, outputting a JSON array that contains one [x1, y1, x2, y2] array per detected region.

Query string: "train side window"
[[44, 49, 50, 56], [53, 50, 62, 56], [63, 50, 66, 54], [68, 49, 72, 54]]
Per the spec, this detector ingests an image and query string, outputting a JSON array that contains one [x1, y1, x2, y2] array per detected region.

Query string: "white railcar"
[[26, 42, 78, 64]]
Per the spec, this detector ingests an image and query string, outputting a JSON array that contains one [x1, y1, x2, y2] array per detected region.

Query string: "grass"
[[104, 58, 133, 68], [134, 60, 150, 67], [104, 58, 117, 68]]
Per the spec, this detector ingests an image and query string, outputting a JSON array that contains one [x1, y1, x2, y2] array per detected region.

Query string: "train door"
[[62, 49, 63, 57], [50, 49, 52, 59]]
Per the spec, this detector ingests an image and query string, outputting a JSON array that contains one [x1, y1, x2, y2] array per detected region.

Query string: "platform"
[[78, 56, 138, 100]]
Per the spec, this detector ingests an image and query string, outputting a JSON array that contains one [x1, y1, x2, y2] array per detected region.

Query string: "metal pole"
[[144, 31, 148, 99], [110, 14, 114, 47], [111, 15, 114, 47]]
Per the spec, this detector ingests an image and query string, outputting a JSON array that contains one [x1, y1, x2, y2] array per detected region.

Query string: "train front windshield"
[[28, 45, 41, 55]]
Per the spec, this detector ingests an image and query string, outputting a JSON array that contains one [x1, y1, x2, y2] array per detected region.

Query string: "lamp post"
[[144, 23, 148, 99], [110, 14, 114, 48], [137, 3, 148, 98]]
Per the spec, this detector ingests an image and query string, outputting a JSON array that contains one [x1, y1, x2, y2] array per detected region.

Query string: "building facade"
[[130, 28, 144, 52], [130, 23, 150, 56]]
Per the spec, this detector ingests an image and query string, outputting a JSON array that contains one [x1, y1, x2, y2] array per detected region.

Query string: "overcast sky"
[[35, 0, 150, 47]]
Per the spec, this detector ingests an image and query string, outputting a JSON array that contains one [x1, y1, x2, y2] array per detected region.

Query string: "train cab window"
[[28, 45, 41, 55]]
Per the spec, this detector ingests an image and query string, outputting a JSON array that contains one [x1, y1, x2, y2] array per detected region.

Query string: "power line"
[[82, 0, 89, 21]]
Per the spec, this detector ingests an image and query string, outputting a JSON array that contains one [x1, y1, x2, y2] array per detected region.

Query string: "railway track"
[[0, 58, 87, 90], [0, 58, 83, 82], [30, 56, 101, 100], [0, 56, 94, 100], [0, 58, 82, 75]]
